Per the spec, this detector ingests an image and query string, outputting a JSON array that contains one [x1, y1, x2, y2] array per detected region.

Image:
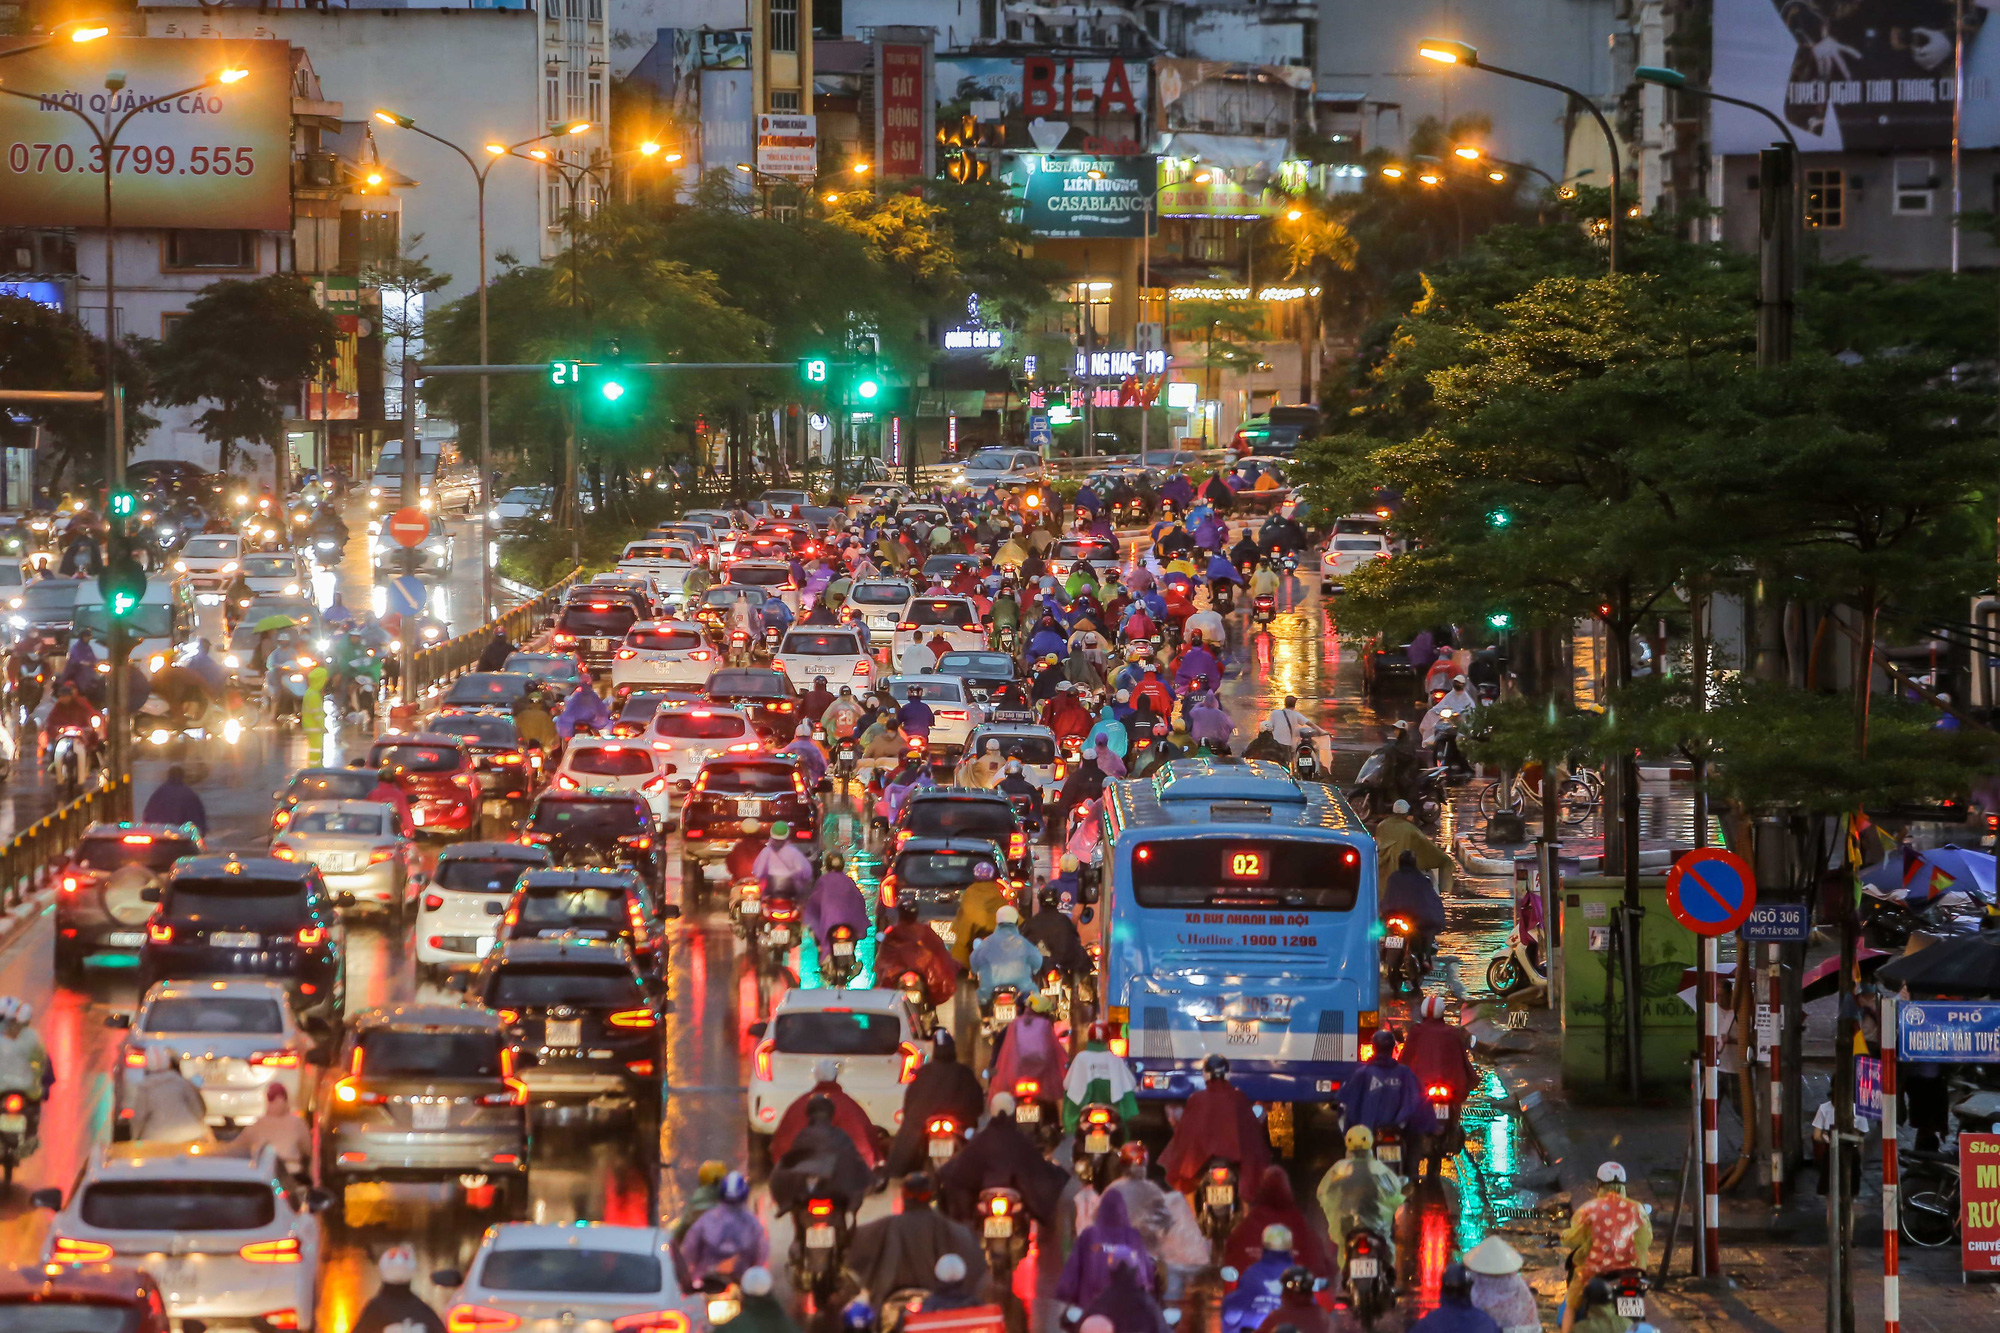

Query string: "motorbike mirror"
[[1081, 883, 1100, 905], [485, 901, 506, 916], [139, 886, 161, 903], [104, 1012, 131, 1029], [28, 1187, 60, 1210], [432, 1269, 465, 1289], [660, 904, 681, 920], [747, 1021, 768, 1038], [1219, 1266, 1239, 1283], [1078, 907, 1095, 925]]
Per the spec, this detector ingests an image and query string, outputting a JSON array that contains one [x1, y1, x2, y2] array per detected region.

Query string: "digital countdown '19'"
[[7, 142, 258, 176]]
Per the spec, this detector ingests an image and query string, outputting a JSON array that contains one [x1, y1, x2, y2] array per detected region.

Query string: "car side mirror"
[[104, 1012, 131, 1029], [28, 1187, 60, 1210], [139, 886, 161, 903], [486, 901, 506, 916], [336, 892, 357, 908], [432, 1269, 464, 1289], [747, 1021, 768, 1038], [660, 904, 681, 920]]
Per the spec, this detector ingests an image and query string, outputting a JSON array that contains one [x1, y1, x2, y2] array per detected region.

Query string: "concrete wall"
[[1718, 150, 2000, 272]]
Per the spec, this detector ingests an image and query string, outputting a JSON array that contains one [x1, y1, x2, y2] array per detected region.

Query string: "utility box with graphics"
[[1559, 875, 1698, 1099]]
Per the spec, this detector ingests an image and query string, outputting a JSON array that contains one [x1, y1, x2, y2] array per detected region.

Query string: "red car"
[[0, 1264, 169, 1333], [366, 733, 481, 835]]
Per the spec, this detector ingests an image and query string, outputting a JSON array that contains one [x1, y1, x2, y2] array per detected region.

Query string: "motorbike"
[[821, 923, 860, 988], [0, 1091, 38, 1184], [981, 983, 1022, 1036], [1381, 914, 1432, 998], [1073, 1103, 1124, 1191], [1212, 581, 1235, 615], [697, 1275, 742, 1329], [787, 1193, 848, 1309], [1488, 919, 1547, 996], [925, 1114, 965, 1168], [1604, 1267, 1650, 1326], [1293, 740, 1323, 782], [977, 1186, 1030, 1283], [729, 878, 762, 940], [834, 742, 858, 788], [997, 625, 1018, 654], [756, 898, 799, 978], [727, 627, 753, 667], [1198, 1158, 1242, 1260], [1422, 1084, 1458, 1170], [1252, 593, 1276, 629], [309, 533, 343, 568], [1430, 711, 1472, 783], [762, 625, 782, 660], [1010, 1077, 1062, 1151], [1342, 1229, 1396, 1330], [47, 726, 97, 801], [1373, 1126, 1407, 1179]]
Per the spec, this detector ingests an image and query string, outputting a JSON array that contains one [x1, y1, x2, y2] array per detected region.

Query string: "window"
[[546, 73, 560, 123], [481, 1249, 662, 1295], [1804, 168, 1844, 228], [1189, 217, 1233, 263], [771, 89, 801, 111], [165, 230, 252, 270], [1894, 157, 1935, 214], [770, 0, 798, 53], [589, 72, 603, 122], [160, 311, 186, 339], [80, 1181, 276, 1232], [1066, 279, 1112, 341]]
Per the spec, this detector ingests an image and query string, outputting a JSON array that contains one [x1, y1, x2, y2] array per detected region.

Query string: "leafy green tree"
[[0, 293, 157, 492], [1169, 296, 1265, 408]]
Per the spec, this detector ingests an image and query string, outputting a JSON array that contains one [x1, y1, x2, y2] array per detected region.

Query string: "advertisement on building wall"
[[998, 152, 1156, 238], [700, 68, 754, 186], [1710, 0, 2000, 153], [756, 113, 817, 176], [935, 55, 1149, 153], [875, 40, 932, 180], [0, 38, 292, 229]]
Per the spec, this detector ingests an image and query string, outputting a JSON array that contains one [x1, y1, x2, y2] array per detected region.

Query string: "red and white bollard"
[[1768, 944, 1784, 1206], [1883, 997, 1901, 1333], [1699, 933, 1722, 1278]]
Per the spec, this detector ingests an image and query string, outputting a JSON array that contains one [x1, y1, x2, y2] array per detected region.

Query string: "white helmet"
[[1597, 1161, 1627, 1184], [9, 999, 31, 1027], [378, 1245, 418, 1284], [1419, 995, 1447, 1020], [1392, 799, 1411, 815]]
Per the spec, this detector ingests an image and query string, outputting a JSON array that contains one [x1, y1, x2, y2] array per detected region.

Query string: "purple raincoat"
[[1057, 1189, 1157, 1309], [801, 870, 869, 953]]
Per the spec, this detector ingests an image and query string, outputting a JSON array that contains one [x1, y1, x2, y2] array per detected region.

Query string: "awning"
[[1156, 132, 1289, 173]]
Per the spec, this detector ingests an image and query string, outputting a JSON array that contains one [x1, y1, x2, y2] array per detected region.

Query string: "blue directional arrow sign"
[[1665, 847, 1757, 938], [385, 575, 428, 621]]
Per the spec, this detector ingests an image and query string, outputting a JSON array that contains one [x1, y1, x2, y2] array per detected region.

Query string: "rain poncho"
[[884, 1041, 986, 1175], [1373, 813, 1453, 890], [935, 1111, 1070, 1225], [800, 869, 868, 955], [782, 737, 827, 787], [989, 1011, 1067, 1108], [1315, 1148, 1405, 1264], [678, 1200, 769, 1280], [1399, 1015, 1476, 1103], [1224, 1166, 1338, 1279], [1092, 736, 1128, 779], [1470, 1272, 1543, 1333], [1086, 710, 1129, 758], [0, 1029, 50, 1099], [1081, 1252, 1172, 1333], [875, 922, 960, 1005], [1064, 1038, 1139, 1132], [1058, 1186, 1157, 1309], [770, 1078, 881, 1168], [1222, 1244, 1296, 1333], [1174, 645, 1222, 691], [947, 875, 1009, 965], [555, 683, 610, 740], [1411, 1291, 1505, 1333], [769, 1119, 874, 1216], [1336, 1046, 1431, 1137], [969, 920, 1043, 1001], [752, 839, 816, 899], [129, 1069, 211, 1143], [142, 779, 208, 834], [1188, 701, 1236, 752], [846, 1201, 987, 1304], [1160, 1078, 1271, 1193]]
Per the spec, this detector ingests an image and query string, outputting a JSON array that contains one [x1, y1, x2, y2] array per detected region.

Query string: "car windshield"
[[183, 536, 237, 559], [360, 1029, 503, 1078], [783, 632, 860, 656], [849, 583, 909, 606], [0, 1304, 145, 1333], [435, 857, 539, 892], [445, 674, 531, 704], [728, 565, 791, 587], [290, 809, 388, 836], [429, 715, 521, 747], [560, 605, 640, 636], [567, 746, 656, 777], [653, 711, 747, 740], [490, 964, 645, 1008], [629, 627, 703, 651], [502, 488, 544, 503], [528, 798, 648, 837], [895, 850, 993, 887], [707, 670, 789, 698], [966, 451, 1016, 470], [773, 1010, 903, 1055], [370, 744, 462, 773], [285, 772, 377, 804], [142, 997, 285, 1034], [75, 602, 172, 639], [165, 878, 309, 927], [968, 733, 1057, 765], [908, 600, 974, 628], [480, 1248, 664, 1295], [21, 582, 78, 614], [700, 764, 793, 795], [907, 800, 1012, 838], [895, 680, 964, 703], [79, 1181, 276, 1231], [702, 587, 766, 609], [938, 653, 1014, 678], [504, 654, 579, 681], [520, 886, 627, 927], [75, 834, 194, 873]]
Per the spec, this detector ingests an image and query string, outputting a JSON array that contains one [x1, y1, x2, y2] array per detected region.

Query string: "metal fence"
[[406, 567, 584, 701], [0, 774, 131, 911]]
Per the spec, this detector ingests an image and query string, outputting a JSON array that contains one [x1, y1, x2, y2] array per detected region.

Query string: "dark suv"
[[520, 791, 664, 892], [469, 936, 663, 1136], [434, 671, 540, 717], [879, 835, 1011, 952], [895, 787, 1029, 877], [318, 1004, 529, 1224], [703, 666, 800, 740], [498, 867, 676, 987], [678, 754, 819, 882], [137, 855, 347, 1030], [0, 1264, 169, 1333], [552, 597, 643, 669], [54, 822, 205, 981]]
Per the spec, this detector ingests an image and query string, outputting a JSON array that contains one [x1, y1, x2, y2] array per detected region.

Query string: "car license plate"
[[1383, 935, 1404, 951], [806, 1224, 835, 1250], [0, 1114, 25, 1134], [1350, 1258, 1378, 1280], [929, 1138, 955, 1159], [211, 932, 260, 949], [1378, 1142, 1401, 1165], [933, 922, 956, 945], [547, 1019, 582, 1048], [1616, 1298, 1645, 1319], [1206, 1185, 1234, 1208], [1085, 1131, 1110, 1154], [1015, 1101, 1040, 1123], [832, 940, 853, 957], [769, 928, 791, 946], [737, 799, 762, 817], [983, 1216, 1013, 1239], [105, 931, 146, 948], [993, 1001, 1015, 1024], [412, 1101, 449, 1130], [590, 638, 609, 652]]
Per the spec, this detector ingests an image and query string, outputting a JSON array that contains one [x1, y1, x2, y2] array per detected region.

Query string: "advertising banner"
[[1711, 0, 2000, 152], [755, 114, 816, 176], [998, 153, 1156, 238], [0, 38, 291, 229], [1962, 1134, 2000, 1273], [1899, 1001, 2000, 1061], [700, 69, 754, 186], [935, 55, 1147, 153], [875, 41, 931, 180]]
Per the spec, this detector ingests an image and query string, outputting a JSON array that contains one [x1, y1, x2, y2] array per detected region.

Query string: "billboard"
[[875, 40, 931, 180], [998, 153, 1156, 238], [1711, 0, 2000, 152], [935, 56, 1147, 154], [756, 113, 816, 176], [0, 38, 292, 229], [700, 68, 754, 187]]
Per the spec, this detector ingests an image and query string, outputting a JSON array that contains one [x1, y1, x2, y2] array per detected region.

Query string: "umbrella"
[[1675, 961, 1739, 1011], [1862, 844, 1997, 905], [1876, 932, 2000, 998], [251, 613, 300, 633], [1916, 845, 1997, 903], [1802, 948, 1892, 1002]]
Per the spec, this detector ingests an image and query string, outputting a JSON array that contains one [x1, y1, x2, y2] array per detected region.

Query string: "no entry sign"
[[388, 506, 429, 549], [1666, 847, 1758, 937]]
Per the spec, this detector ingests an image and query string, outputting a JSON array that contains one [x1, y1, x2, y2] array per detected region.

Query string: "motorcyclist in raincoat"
[[988, 994, 1068, 1112], [1315, 1125, 1406, 1269], [1159, 1054, 1272, 1195], [968, 905, 1043, 1003], [1064, 1022, 1140, 1133], [884, 1033, 985, 1176]]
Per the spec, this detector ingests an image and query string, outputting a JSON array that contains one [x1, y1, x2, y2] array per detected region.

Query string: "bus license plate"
[[1616, 1298, 1645, 1319], [1085, 1132, 1110, 1154], [1015, 1102, 1040, 1123], [1227, 1020, 1257, 1039], [1383, 935, 1404, 951], [1378, 1143, 1400, 1165], [1350, 1258, 1378, 1279], [1206, 1185, 1234, 1208], [993, 1001, 1015, 1023], [983, 1216, 1012, 1239], [806, 1224, 835, 1250]]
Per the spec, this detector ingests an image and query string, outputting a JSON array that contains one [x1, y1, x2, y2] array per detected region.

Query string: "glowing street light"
[[1452, 145, 1482, 160]]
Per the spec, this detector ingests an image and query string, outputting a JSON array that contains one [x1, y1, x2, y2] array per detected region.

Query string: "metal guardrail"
[[407, 566, 584, 701], [0, 775, 131, 910]]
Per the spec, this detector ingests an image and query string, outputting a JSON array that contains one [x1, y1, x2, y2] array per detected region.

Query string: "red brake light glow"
[[240, 1237, 303, 1263], [754, 1038, 775, 1081], [447, 1306, 523, 1333], [898, 1040, 922, 1083], [608, 1008, 657, 1028]]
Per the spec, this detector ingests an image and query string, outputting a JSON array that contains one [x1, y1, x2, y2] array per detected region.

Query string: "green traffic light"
[[856, 378, 880, 400], [1488, 612, 1511, 629], [1487, 508, 1511, 528], [601, 380, 626, 402], [111, 591, 139, 617], [109, 490, 135, 519]]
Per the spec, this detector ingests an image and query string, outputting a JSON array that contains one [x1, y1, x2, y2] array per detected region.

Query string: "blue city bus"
[[1099, 758, 1378, 1106]]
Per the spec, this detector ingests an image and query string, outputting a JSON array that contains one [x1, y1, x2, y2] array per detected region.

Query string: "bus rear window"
[[1128, 839, 1362, 911]]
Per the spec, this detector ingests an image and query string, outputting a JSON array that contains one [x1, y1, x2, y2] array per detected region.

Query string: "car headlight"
[[369, 486, 381, 497], [221, 561, 237, 573], [389, 638, 403, 652], [283, 584, 299, 596], [146, 654, 165, 673], [173, 560, 187, 572], [224, 654, 241, 668]]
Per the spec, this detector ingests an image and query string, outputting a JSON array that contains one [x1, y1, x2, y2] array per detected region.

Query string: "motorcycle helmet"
[[934, 1254, 967, 1285], [995, 906, 1019, 925], [378, 1245, 418, 1285], [1344, 1125, 1375, 1152], [814, 676, 828, 689], [826, 853, 845, 873], [1060, 853, 1079, 873], [1391, 800, 1411, 815], [1087, 1022, 1112, 1044], [742, 1268, 774, 1297], [770, 821, 791, 838], [1439, 1263, 1474, 1302], [840, 1303, 875, 1333], [1037, 879, 1061, 907], [1201, 1054, 1230, 1080], [973, 860, 997, 880], [1280, 1266, 1315, 1298], [720, 1170, 751, 1204], [697, 1159, 729, 1187], [1262, 1223, 1294, 1252], [902, 1171, 936, 1203], [1597, 1161, 1628, 1185], [1419, 995, 1447, 1020], [838, 684, 853, 696], [1005, 758, 1023, 775]]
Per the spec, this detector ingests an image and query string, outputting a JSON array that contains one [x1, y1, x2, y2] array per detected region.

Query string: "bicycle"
[[1474, 766, 1600, 828]]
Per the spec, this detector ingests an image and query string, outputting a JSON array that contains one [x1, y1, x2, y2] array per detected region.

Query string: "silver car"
[[271, 800, 414, 926], [440, 1223, 700, 1333], [110, 979, 316, 1132], [237, 550, 309, 598]]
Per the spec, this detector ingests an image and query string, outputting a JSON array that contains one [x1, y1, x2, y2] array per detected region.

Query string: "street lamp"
[[0, 17, 113, 60], [1419, 37, 1623, 271], [373, 112, 591, 616]]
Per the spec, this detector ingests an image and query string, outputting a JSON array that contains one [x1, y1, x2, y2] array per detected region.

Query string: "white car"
[[957, 446, 1045, 490], [612, 619, 719, 689], [960, 722, 1066, 798], [847, 577, 915, 643], [897, 503, 949, 535], [646, 704, 761, 788], [685, 508, 748, 558], [845, 482, 909, 516], [760, 487, 812, 518], [1047, 535, 1120, 583], [270, 799, 413, 918], [110, 979, 316, 1131], [553, 737, 674, 826], [237, 550, 308, 598], [1321, 529, 1391, 591], [881, 673, 976, 751], [725, 558, 799, 614], [36, 1142, 324, 1330], [442, 1223, 700, 1333], [493, 485, 551, 529], [415, 841, 551, 980], [175, 531, 241, 592], [774, 627, 873, 691], [894, 595, 987, 658], [748, 987, 922, 1144]]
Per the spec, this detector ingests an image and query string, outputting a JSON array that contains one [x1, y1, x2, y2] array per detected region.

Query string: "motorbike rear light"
[[252, 1051, 302, 1068], [990, 1195, 1010, 1215], [240, 1237, 302, 1264], [270, 846, 298, 861], [296, 926, 327, 947], [626, 1059, 656, 1076], [1108, 1035, 1128, 1057], [123, 1049, 145, 1069], [1009, 832, 1025, 859], [447, 1306, 522, 1333], [806, 1198, 835, 1218], [147, 922, 173, 944], [1352, 1235, 1373, 1255], [898, 1040, 922, 1083], [1387, 915, 1412, 933], [754, 1039, 775, 1081], [61, 875, 78, 893], [2, 1093, 22, 1113], [609, 1008, 657, 1028], [767, 905, 798, 922], [1211, 1166, 1231, 1183], [1015, 1079, 1038, 1098], [613, 1313, 690, 1333], [927, 1117, 957, 1135], [1053, 761, 1066, 780], [53, 1238, 114, 1262], [1427, 1084, 1451, 1099], [497, 1009, 520, 1025], [1086, 1107, 1111, 1125]]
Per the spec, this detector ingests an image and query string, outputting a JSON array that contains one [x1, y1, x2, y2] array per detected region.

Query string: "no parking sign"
[[1665, 847, 1757, 937]]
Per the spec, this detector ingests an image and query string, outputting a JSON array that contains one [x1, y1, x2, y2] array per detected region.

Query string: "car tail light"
[[551, 633, 575, 646], [147, 922, 173, 944], [297, 926, 327, 947], [240, 1237, 302, 1263], [626, 1059, 656, 1076], [616, 648, 638, 660], [754, 1038, 775, 1080], [61, 875, 78, 893], [123, 1049, 145, 1069], [690, 648, 713, 661], [1053, 760, 1067, 780], [334, 1077, 386, 1105], [879, 875, 897, 908], [772, 701, 794, 712], [806, 1198, 835, 1219], [1109, 1035, 1128, 1057], [260, 1314, 301, 1331], [898, 1040, 922, 1083], [613, 1312, 690, 1333], [447, 1306, 522, 1333], [855, 659, 871, 675], [609, 1008, 657, 1028], [556, 774, 580, 790], [621, 835, 654, 851], [52, 1238, 114, 1262], [368, 848, 397, 865], [900, 622, 915, 631], [425, 894, 444, 911], [252, 1051, 302, 1068], [641, 776, 667, 794], [120, 833, 154, 845], [270, 845, 298, 861], [497, 1009, 521, 1025], [1009, 832, 1025, 860], [725, 742, 760, 753], [494, 752, 524, 765], [2, 1093, 22, 1114]]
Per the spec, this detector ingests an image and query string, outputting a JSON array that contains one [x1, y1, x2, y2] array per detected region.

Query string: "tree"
[[147, 275, 334, 477], [1168, 295, 1265, 415], [0, 294, 154, 492]]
